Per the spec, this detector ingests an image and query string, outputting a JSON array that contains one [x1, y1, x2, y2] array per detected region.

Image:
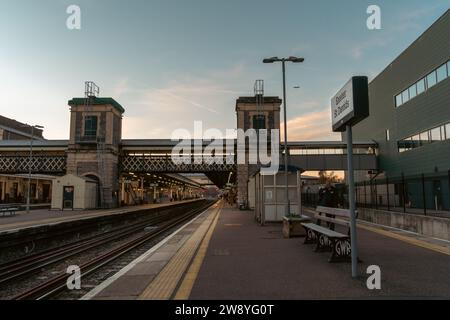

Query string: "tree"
[[318, 171, 342, 184]]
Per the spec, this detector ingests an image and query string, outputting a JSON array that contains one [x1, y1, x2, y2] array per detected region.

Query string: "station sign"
[[331, 76, 369, 132]]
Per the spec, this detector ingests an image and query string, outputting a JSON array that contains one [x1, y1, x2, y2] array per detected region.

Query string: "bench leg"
[[303, 228, 317, 244], [328, 238, 352, 263], [315, 234, 332, 252]]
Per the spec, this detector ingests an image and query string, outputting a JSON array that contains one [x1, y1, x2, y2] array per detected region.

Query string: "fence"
[[302, 172, 450, 218]]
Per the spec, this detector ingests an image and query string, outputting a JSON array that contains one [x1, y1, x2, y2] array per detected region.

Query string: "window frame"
[[395, 94, 402, 107], [401, 89, 410, 104], [436, 63, 447, 83], [426, 70, 437, 88], [416, 78, 425, 95], [408, 84, 417, 99], [84, 115, 98, 137], [430, 127, 441, 142]]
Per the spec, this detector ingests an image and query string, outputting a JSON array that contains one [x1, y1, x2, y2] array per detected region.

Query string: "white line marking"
[[80, 205, 214, 300]]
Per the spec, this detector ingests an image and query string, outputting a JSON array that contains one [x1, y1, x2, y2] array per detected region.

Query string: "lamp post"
[[23, 124, 44, 213], [263, 56, 304, 216]]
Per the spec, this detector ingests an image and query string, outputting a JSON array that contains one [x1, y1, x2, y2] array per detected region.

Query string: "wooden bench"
[[302, 206, 357, 263], [0, 206, 19, 217]]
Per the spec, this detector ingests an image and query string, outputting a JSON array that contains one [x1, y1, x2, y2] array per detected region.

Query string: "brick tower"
[[66, 96, 124, 208], [235, 89, 281, 207]]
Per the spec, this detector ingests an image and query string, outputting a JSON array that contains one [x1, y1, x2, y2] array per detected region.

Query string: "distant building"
[[0, 115, 50, 205], [0, 115, 45, 140], [350, 10, 450, 211]]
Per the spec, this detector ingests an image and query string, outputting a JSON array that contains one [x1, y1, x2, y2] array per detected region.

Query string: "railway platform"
[[0, 199, 202, 235], [83, 200, 450, 300]]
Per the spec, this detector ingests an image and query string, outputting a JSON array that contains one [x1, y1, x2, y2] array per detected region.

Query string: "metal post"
[[297, 171, 302, 216], [375, 181, 378, 210], [422, 173, 427, 216], [26, 126, 34, 214], [346, 125, 358, 278], [386, 176, 390, 211], [363, 180, 367, 208], [402, 173, 406, 213], [282, 60, 290, 216]]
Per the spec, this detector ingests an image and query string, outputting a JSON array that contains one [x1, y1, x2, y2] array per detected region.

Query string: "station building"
[[0, 115, 53, 205], [351, 10, 450, 211]]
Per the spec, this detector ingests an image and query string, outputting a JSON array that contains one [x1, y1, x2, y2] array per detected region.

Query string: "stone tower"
[[235, 95, 281, 206], [66, 97, 124, 208]]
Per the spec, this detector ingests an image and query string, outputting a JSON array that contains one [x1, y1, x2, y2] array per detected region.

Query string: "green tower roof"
[[68, 97, 125, 113]]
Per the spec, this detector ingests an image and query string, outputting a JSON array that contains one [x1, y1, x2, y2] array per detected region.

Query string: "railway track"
[[9, 200, 215, 300], [0, 206, 185, 286]]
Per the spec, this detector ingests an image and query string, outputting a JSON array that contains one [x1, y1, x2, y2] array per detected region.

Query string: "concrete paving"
[[189, 205, 450, 299], [81, 201, 450, 300], [83, 202, 220, 300]]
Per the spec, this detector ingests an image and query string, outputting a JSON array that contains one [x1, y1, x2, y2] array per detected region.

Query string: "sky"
[[1, 0, 449, 140]]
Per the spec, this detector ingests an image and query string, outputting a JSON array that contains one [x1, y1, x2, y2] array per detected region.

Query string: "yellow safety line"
[[174, 204, 222, 300], [358, 224, 450, 256], [304, 207, 450, 256], [138, 204, 221, 300]]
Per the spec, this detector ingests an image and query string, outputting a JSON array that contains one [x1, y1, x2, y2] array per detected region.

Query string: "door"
[[63, 186, 74, 209], [42, 184, 50, 202]]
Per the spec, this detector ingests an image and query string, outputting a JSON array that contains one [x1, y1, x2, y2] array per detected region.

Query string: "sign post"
[[331, 76, 369, 278], [346, 125, 358, 278]]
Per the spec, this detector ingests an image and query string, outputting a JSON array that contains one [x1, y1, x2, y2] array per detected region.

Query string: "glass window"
[[252, 115, 266, 130], [402, 89, 409, 104], [398, 141, 407, 153], [84, 116, 98, 137], [427, 70, 437, 88], [446, 123, 450, 140], [436, 64, 447, 82], [395, 94, 402, 107], [447, 61, 450, 77], [411, 134, 420, 148], [416, 78, 425, 95], [420, 131, 430, 145], [408, 84, 417, 99], [430, 127, 441, 142]]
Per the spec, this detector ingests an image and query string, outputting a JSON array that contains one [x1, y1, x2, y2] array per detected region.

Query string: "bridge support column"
[[237, 164, 249, 207]]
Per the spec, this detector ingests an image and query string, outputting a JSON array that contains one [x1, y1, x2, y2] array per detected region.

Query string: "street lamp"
[[22, 124, 44, 213], [263, 56, 304, 216]]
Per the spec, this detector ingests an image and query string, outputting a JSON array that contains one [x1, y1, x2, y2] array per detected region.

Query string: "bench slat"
[[301, 223, 348, 238], [314, 214, 349, 226], [316, 206, 357, 218]]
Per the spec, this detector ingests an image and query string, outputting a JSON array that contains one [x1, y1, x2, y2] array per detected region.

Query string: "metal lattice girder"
[[120, 155, 236, 173], [0, 155, 67, 174]]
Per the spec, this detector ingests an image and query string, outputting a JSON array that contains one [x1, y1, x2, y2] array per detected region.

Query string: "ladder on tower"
[[84, 81, 107, 208]]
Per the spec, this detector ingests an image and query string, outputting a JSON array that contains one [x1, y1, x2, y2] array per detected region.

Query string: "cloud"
[[112, 77, 129, 98], [281, 109, 341, 141], [350, 37, 389, 60], [119, 64, 253, 139]]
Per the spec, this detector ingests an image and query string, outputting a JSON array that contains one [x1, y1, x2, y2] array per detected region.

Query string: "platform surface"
[[84, 201, 450, 300], [0, 199, 201, 234], [189, 206, 450, 299]]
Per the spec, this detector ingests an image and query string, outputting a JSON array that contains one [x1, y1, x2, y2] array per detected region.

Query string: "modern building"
[[351, 9, 450, 211]]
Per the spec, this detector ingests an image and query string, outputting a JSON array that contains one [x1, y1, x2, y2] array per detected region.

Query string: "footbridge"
[[0, 139, 378, 178]]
